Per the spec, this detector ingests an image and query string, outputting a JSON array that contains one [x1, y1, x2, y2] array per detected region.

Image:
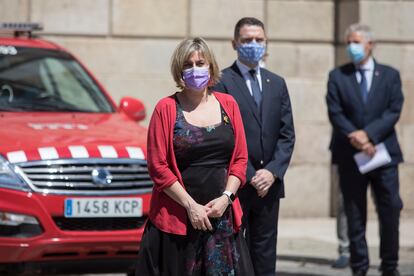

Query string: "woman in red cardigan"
[[136, 37, 254, 275]]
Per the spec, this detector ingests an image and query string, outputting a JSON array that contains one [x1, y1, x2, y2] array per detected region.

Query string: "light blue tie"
[[358, 69, 368, 103]]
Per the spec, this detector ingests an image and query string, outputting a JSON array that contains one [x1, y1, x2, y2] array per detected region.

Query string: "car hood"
[[0, 112, 148, 163]]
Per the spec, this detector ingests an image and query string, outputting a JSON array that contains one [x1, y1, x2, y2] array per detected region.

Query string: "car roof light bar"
[[0, 22, 43, 38]]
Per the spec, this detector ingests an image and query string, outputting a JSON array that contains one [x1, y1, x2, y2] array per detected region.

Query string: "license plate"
[[64, 198, 143, 218]]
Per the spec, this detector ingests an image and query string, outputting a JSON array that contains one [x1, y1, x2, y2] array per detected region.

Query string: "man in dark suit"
[[213, 17, 295, 276], [326, 23, 404, 276]]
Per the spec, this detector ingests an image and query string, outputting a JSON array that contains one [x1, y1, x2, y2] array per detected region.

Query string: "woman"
[[136, 37, 253, 275]]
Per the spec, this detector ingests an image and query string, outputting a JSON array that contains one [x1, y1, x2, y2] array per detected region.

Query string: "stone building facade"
[[1, 0, 413, 218]]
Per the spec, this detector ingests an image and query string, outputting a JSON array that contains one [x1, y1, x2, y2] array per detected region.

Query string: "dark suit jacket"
[[326, 61, 404, 165], [213, 62, 295, 198]]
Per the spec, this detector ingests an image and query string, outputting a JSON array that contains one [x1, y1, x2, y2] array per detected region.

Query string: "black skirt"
[[136, 220, 254, 276]]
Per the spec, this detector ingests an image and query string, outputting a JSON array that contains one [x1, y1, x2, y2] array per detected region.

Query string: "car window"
[[0, 46, 114, 112]]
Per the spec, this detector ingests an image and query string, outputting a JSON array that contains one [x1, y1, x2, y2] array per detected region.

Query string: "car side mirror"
[[119, 97, 146, 122]]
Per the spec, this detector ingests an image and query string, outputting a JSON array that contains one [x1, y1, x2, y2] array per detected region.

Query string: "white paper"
[[353, 143, 391, 174]]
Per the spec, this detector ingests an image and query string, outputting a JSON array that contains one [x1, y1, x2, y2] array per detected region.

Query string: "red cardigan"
[[146, 91, 248, 235]]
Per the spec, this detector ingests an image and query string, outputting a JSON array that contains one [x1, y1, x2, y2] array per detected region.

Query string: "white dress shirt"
[[356, 56, 375, 93], [236, 60, 263, 96]]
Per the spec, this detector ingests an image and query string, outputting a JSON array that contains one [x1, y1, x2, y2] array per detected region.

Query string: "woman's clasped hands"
[[185, 195, 230, 231]]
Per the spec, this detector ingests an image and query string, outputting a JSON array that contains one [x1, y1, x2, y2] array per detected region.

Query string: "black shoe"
[[332, 255, 349, 269], [353, 271, 367, 276], [382, 269, 400, 276]]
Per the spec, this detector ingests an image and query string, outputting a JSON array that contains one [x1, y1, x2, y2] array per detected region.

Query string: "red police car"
[[0, 23, 151, 275]]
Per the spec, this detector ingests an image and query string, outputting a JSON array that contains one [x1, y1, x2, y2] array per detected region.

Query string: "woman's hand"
[[186, 201, 213, 231], [205, 195, 230, 218]]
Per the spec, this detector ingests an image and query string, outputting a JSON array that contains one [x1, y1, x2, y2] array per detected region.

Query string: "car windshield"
[[0, 46, 114, 112]]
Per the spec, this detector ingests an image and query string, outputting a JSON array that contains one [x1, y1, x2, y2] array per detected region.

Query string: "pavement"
[[55, 217, 414, 276], [276, 217, 414, 276]]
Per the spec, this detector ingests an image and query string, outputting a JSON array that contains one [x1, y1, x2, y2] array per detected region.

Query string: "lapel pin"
[[266, 79, 270, 83], [375, 71, 379, 76]]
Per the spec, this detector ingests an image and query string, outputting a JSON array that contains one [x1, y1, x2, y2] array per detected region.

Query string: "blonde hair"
[[170, 37, 220, 89]]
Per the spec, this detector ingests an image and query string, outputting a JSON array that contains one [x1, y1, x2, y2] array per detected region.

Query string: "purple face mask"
[[182, 66, 210, 91]]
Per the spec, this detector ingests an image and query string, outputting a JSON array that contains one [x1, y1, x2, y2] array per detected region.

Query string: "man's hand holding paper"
[[353, 143, 391, 174], [349, 130, 376, 156]]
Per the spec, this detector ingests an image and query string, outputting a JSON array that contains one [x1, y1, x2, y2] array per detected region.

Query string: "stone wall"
[[1, 0, 412, 217]]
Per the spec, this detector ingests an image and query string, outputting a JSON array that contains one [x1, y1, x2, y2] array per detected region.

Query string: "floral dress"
[[136, 95, 254, 276]]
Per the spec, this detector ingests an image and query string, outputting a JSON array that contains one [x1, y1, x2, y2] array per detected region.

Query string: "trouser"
[[337, 190, 350, 256], [338, 162, 403, 273], [239, 184, 280, 276], [332, 164, 350, 256]]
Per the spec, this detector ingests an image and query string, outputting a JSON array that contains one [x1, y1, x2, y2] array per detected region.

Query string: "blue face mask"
[[347, 43, 366, 64], [237, 41, 265, 65]]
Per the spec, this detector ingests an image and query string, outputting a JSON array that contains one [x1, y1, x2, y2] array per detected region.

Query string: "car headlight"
[[0, 155, 30, 191]]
